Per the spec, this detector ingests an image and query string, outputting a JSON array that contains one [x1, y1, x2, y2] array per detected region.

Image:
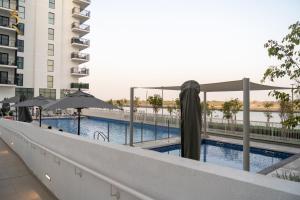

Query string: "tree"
[[147, 95, 163, 114], [1, 98, 10, 116], [107, 99, 113, 105], [116, 99, 124, 109], [222, 101, 233, 126], [262, 21, 300, 128], [166, 106, 175, 116], [263, 102, 274, 127], [229, 98, 242, 125]]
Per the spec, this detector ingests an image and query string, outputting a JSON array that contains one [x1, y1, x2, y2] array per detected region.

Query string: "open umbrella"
[[43, 90, 119, 135], [14, 95, 54, 127], [18, 95, 33, 123], [179, 80, 202, 160]]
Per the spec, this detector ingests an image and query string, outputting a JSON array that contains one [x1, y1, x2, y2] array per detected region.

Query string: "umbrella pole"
[[39, 107, 42, 127], [77, 108, 81, 135]]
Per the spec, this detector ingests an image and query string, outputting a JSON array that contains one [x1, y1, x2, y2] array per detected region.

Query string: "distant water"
[[124, 107, 282, 123]]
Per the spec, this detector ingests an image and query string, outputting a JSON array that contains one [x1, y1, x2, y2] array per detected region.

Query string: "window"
[[48, 12, 55, 25], [0, 52, 8, 65], [0, 0, 9, 9], [15, 88, 34, 99], [0, 71, 8, 84], [0, 34, 9, 46], [48, 28, 54, 40], [18, 23, 25, 35], [49, 0, 55, 9], [19, 6, 25, 19], [0, 16, 9, 27], [16, 74, 23, 86], [17, 40, 24, 52], [47, 59, 54, 72], [47, 75, 53, 88], [48, 44, 54, 56], [39, 88, 56, 100], [17, 57, 24, 69]]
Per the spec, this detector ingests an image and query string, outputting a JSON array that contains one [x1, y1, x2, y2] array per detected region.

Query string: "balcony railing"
[[71, 37, 90, 46], [71, 67, 89, 75], [71, 82, 89, 89], [72, 22, 90, 32], [0, 39, 16, 48], [0, 1, 17, 10], [71, 52, 90, 61], [72, 7, 91, 18], [0, 58, 16, 66]]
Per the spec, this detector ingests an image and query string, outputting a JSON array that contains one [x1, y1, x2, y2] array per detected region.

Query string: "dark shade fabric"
[[18, 95, 32, 123], [180, 80, 202, 160], [14, 95, 54, 108], [0, 96, 20, 103]]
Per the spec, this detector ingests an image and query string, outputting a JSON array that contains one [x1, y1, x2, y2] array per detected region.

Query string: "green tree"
[[147, 95, 163, 114], [167, 106, 175, 116], [229, 98, 242, 125], [222, 101, 233, 126], [1, 98, 10, 116], [263, 102, 274, 127], [262, 21, 300, 128], [175, 98, 180, 110], [107, 99, 113, 105]]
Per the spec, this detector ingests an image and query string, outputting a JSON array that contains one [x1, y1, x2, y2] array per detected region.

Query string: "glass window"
[[48, 28, 54, 40], [16, 73, 23, 86], [48, 44, 54, 56], [15, 88, 34, 99], [0, 34, 9, 46], [39, 88, 56, 100], [48, 12, 55, 25], [19, 6, 25, 19], [17, 40, 24, 52], [18, 23, 25, 35], [17, 57, 24, 69], [0, 16, 9, 27], [47, 75, 53, 88], [0, 0, 9, 8], [49, 0, 55, 9], [47, 59, 54, 72], [0, 52, 8, 65]]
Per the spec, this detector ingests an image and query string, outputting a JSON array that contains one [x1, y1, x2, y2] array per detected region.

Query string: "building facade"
[[0, 0, 90, 100]]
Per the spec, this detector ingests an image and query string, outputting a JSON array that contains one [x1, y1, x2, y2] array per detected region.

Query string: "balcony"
[[72, 7, 90, 22], [0, 19, 17, 32], [0, 1, 17, 12], [0, 58, 17, 69], [71, 67, 89, 77], [0, 75, 15, 87], [71, 37, 90, 50], [71, 52, 90, 64], [73, 0, 90, 10], [72, 22, 90, 36], [71, 82, 89, 89], [0, 40, 17, 50]]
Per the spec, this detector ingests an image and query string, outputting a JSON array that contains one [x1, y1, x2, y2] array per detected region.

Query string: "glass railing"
[[72, 22, 90, 32], [71, 37, 90, 46], [71, 67, 89, 75], [0, 1, 17, 10], [72, 7, 91, 17], [71, 52, 90, 61], [0, 75, 14, 85], [71, 82, 89, 89], [0, 58, 16, 66], [0, 39, 16, 47]]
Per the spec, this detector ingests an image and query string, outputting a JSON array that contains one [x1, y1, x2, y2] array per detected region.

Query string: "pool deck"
[[0, 138, 58, 200]]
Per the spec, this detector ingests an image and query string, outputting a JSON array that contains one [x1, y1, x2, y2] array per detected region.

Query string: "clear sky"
[[82, 0, 300, 101]]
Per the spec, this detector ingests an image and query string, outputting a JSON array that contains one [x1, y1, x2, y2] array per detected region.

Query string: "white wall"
[[0, 86, 15, 100], [0, 119, 299, 200]]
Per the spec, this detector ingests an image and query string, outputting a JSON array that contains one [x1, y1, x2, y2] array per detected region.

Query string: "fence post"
[[107, 122, 110, 142], [125, 124, 128, 145], [167, 120, 170, 139], [155, 121, 157, 141], [141, 122, 144, 143]]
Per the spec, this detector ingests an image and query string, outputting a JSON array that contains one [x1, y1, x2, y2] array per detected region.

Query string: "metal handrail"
[[93, 131, 109, 142]]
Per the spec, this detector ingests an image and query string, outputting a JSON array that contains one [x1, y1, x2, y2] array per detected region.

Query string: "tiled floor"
[[0, 139, 58, 200]]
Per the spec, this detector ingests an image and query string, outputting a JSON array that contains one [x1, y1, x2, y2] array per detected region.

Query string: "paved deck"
[[0, 139, 57, 200]]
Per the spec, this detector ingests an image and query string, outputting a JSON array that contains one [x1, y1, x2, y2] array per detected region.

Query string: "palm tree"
[[222, 101, 233, 131], [229, 98, 242, 126], [134, 97, 140, 112], [263, 102, 274, 127]]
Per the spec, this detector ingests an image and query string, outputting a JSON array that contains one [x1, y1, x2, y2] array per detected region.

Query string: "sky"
[[82, 0, 300, 101]]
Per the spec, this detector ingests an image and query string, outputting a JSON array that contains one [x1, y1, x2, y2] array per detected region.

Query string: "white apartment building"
[[0, 0, 90, 100]]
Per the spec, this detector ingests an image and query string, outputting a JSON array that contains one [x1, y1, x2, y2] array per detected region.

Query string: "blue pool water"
[[42, 117, 180, 144], [151, 140, 293, 172], [42, 117, 293, 172]]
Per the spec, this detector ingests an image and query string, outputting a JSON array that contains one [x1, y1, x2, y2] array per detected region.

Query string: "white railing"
[[0, 119, 299, 200]]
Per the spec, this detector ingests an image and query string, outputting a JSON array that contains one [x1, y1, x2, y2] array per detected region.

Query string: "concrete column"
[[203, 92, 207, 136], [243, 78, 250, 171], [129, 87, 134, 146]]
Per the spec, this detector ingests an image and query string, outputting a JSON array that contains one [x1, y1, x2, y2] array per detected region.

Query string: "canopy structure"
[[0, 96, 20, 104], [129, 78, 291, 171]]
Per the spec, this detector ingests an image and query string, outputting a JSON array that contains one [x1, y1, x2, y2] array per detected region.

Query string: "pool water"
[[42, 117, 180, 144], [151, 140, 293, 172]]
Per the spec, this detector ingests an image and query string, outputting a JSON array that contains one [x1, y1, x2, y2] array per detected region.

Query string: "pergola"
[[129, 78, 291, 171]]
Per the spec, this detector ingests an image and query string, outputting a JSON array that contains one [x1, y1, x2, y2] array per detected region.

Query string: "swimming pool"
[[151, 140, 293, 172], [42, 117, 180, 144]]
